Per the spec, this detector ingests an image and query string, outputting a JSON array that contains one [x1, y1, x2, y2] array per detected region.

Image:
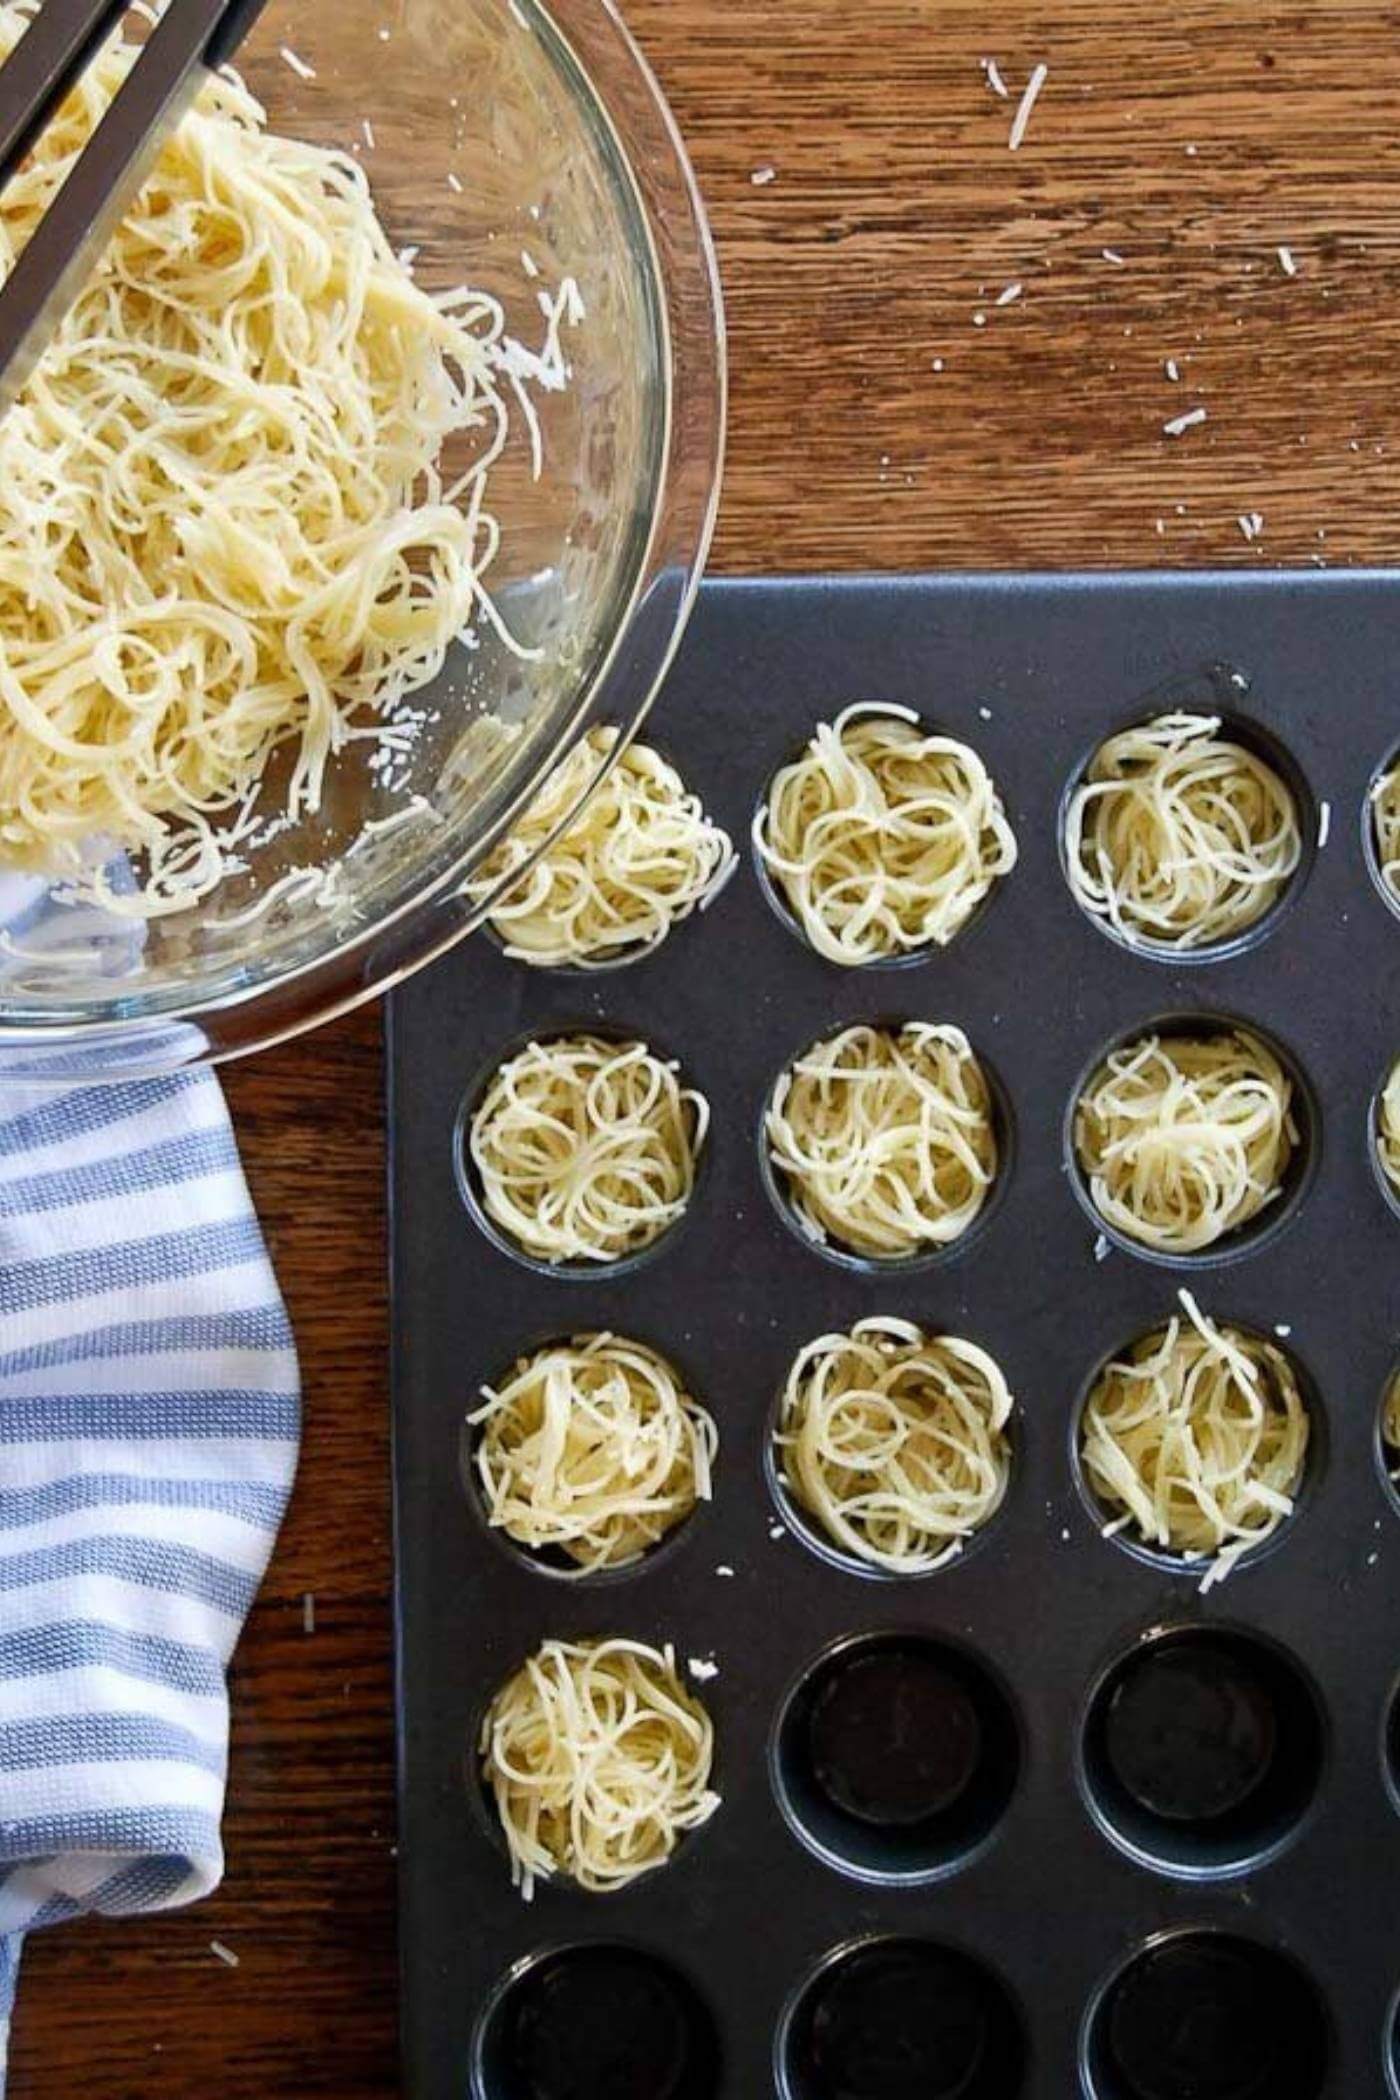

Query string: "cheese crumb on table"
[[1009, 62, 1049, 150]]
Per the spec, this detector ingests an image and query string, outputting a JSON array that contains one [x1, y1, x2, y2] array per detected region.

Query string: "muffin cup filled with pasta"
[[463, 1330, 717, 1579], [1067, 1012, 1317, 1269], [765, 1317, 1017, 1579], [456, 1025, 710, 1278], [1374, 1368, 1400, 1514], [751, 705, 1019, 969], [1059, 700, 1312, 962], [1370, 1055, 1400, 1225], [473, 1636, 720, 1900], [1365, 739, 1400, 925], [464, 727, 736, 974], [759, 1018, 1012, 1274], [1071, 1292, 1322, 1589]]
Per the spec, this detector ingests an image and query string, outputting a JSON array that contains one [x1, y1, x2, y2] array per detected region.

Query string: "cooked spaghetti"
[[767, 1022, 996, 1259], [1064, 712, 1302, 949], [465, 727, 734, 967], [470, 1333, 717, 1571], [0, 0, 579, 915], [1080, 1291, 1309, 1587], [480, 1637, 719, 1898], [753, 705, 1017, 965], [776, 1316, 1013, 1573], [1074, 1028, 1296, 1255], [1372, 761, 1400, 902], [468, 1035, 707, 1265], [1377, 1058, 1400, 1196]]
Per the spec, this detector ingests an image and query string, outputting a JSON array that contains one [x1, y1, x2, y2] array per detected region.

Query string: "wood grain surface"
[[10, 1, 1400, 2092]]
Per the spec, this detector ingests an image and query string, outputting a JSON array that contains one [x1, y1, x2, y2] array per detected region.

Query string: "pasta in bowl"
[[0, 0, 724, 1075]]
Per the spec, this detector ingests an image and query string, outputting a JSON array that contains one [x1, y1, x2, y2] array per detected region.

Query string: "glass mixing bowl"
[[0, 0, 724, 1079]]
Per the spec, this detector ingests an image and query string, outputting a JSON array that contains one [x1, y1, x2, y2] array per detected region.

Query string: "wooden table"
[[11, 1, 1400, 2090]]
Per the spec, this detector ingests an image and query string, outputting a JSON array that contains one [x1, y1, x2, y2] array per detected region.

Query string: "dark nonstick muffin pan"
[[389, 571, 1400, 2099]]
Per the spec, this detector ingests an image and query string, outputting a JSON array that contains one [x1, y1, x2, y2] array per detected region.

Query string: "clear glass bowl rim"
[[0, 0, 726, 1079]]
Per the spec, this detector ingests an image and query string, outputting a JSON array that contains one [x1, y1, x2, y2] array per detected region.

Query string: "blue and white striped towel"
[[0, 1061, 300, 2090]]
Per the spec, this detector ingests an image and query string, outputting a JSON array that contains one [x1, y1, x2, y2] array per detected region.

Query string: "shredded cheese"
[[1009, 62, 1048, 150]]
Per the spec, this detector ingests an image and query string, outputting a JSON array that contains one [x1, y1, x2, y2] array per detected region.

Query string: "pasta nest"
[[776, 1316, 1014, 1572], [480, 1637, 719, 1897], [766, 1021, 997, 1260], [1376, 1058, 1400, 1197], [469, 1034, 707, 1265], [1371, 761, 1400, 904], [1074, 1028, 1296, 1255], [1080, 1291, 1309, 1588], [470, 1333, 716, 1571], [465, 727, 734, 967], [1064, 712, 1301, 949], [753, 704, 1017, 965]]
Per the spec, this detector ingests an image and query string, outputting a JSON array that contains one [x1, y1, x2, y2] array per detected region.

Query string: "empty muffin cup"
[[1082, 1931, 1330, 2100], [777, 1935, 1027, 2100], [471, 1942, 722, 2100], [1080, 1627, 1324, 1875], [771, 1631, 1020, 1884]]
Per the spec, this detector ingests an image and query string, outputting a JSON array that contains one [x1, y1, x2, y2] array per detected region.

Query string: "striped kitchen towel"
[[0, 1059, 300, 2090]]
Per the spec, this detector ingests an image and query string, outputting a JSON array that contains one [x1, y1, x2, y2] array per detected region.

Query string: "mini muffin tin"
[[388, 572, 1400, 2100]]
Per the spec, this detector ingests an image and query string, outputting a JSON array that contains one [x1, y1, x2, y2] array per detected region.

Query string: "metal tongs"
[[0, 0, 271, 414]]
